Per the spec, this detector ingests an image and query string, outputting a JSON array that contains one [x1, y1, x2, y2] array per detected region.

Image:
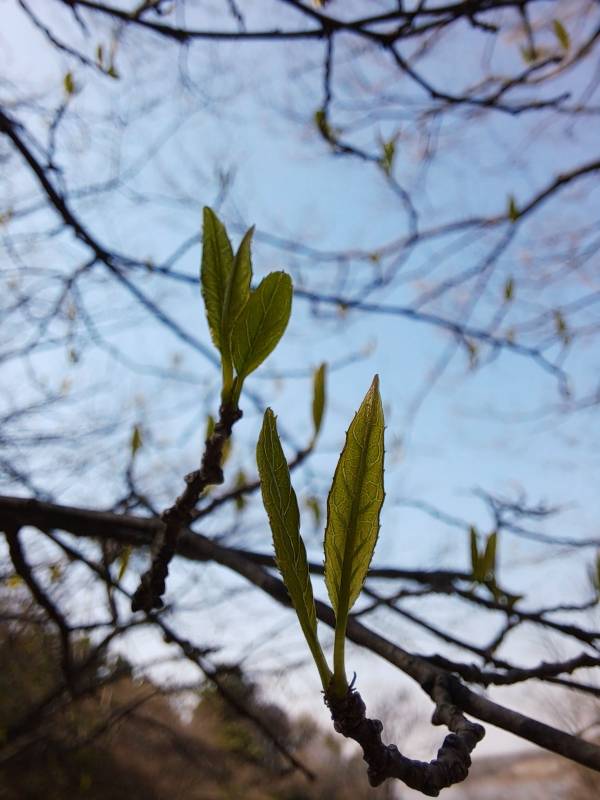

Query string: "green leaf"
[[130, 424, 143, 457], [117, 545, 132, 581], [520, 46, 537, 64], [482, 532, 497, 579], [200, 207, 234, 353], [64, 72, 75, 96], [324, 376, 385, 695], [96, 44, 104, 67], [257, 409, 331, 688], [508, 195, 519, 222], [314, 108, 334, 142], [380, 137, 397, 177], [220, 226, 253, 367], [553, 19, 570, 51], [232, 271, 293, 380], [311, 363, 327, 440], [503, 277, 514, 302]]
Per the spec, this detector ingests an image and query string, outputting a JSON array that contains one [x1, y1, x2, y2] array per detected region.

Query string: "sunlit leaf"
[[324, 376, 385, 618], [64, 72, 76, 96], [257, 409, 331, 687], [553, 19, 570, 51], [312, 363, 327, 440], [482, 532, 497, 579], [314, 108, 334, 143], [232, 271, 292, 379], [130, 424, 143, 457], [221, 226, 253, 366], [380, 137, 397, 177], [117, 546, 132, 581], [201, 207, 234, 353]]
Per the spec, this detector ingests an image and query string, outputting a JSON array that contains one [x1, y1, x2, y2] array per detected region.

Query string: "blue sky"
[[2, 0, 600, 760]]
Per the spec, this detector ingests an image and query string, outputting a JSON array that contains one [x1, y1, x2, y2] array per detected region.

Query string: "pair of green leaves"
[[470, 527, 497, 584], [470, 528, 522, 608], [257, 376, 385, 698], [201, 208, 293, 406]]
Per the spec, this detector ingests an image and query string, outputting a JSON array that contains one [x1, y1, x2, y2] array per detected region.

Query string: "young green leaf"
[[312, 363, 327, 440], [220, 226, 253, 366], [503, 277, 514, 302], [130, 424, 143, 458], [470, 526, 481, 581], [117, 545, 132, 582], [553, 19, 570, 51], [64, 72, 76, 96], [257, 409, 331, 688], [508, 195, 519, 222], [200, 207, 234, 353], [380, 137, 396, 177], [324, 376, 385, 695], [232, 271, 292, 380], [482, 532, 497, 580], [314, 108, 334, 143]]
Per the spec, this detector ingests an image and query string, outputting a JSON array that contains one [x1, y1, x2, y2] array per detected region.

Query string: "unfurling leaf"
[[312, 363, 327, 440], [503, 277, 514, 302], [63, 72, 76, 96], [482, 532, 497, 579], [117, 545, 132, 581], [220, 226, 253, 367], [130, 424, 143, 457], [200, 207, 234, 353], [553, 19, 570, 51], [232, 271, 292, 380], [520, 46, 537, 64], [380, 137, 397, 177], [508, 195, 519, 222], [257, 409, 331, 687], [314, 108, 335, 143], [324, 376, 385, 695]]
